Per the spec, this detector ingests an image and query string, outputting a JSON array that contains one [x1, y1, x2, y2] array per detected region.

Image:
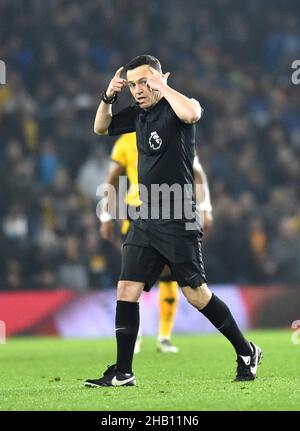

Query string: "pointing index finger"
[[114, 66, 124, 78]]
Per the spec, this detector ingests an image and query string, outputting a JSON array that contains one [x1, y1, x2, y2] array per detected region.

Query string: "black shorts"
[[119, 218, 207, 291]]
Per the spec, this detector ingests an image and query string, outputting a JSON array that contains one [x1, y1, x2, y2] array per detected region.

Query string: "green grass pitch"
[[1, 330, 299, 411]]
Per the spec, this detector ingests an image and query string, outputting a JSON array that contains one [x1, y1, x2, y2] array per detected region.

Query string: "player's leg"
[[85, 230, 165, 387], [114, 242, 164, 376], [181, 283, 251, 355], [121, 219, 143, 355], [135, 270, 179, 355], [169, 225, 262, 381], [181, 283, 262, 380], [115, 280, 144, 372], [85, 279, 143, 388], [157, 266, 179, 353], [134, 326, 142, 354]]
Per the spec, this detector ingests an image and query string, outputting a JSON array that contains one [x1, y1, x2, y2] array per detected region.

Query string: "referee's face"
[[127, 65, 161, 110]]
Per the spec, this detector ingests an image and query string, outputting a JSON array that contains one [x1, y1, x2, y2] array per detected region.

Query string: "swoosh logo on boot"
[[111, 376, 135, 386]]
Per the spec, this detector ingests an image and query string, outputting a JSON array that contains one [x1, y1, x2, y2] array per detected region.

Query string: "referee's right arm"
[[94, 101, 113, 135], [94, 66, 127, 135]]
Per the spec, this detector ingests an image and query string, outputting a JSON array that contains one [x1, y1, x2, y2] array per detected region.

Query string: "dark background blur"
[[0, 0, 299, 291]]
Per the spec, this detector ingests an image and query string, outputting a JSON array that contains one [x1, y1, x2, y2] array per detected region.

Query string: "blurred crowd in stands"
[[0, 0, 300, 290]]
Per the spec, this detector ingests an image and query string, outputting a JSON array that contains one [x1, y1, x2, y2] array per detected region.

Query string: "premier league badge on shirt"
[[149, 131, 162, 150]]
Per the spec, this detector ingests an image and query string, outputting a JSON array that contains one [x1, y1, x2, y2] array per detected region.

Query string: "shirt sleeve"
[[108, 105, 139, 136]]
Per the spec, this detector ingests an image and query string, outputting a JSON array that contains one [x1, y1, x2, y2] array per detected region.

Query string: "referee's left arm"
[[147, 67, 203, 124], [160, 86, 203, 124]]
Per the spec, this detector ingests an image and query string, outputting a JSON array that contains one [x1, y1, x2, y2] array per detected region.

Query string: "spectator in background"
[[38, 139, 60, 186], [58, 235, 88, 292], [1, 205, 28, 290], [4, 259, 22, 291], [265, 218, 300, 283], [77, 146, 109, 200], [3, 205, 28, 241], [83, 229, 116, 288]]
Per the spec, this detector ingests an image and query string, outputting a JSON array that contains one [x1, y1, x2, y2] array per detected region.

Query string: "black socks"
[[115, 294, 251, 374], [115, 300, 140, 374], [200, 293, 252, 356]]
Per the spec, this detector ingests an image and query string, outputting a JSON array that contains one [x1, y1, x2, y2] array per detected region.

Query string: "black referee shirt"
[[108, 98, 196, 211]]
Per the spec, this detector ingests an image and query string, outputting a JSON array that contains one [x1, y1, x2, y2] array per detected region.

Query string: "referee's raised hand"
[[147, 66, 170, 91], [106, 66, 127, 97]]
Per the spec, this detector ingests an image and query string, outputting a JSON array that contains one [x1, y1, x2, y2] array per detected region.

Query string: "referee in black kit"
[[85, 55, 262, 387]]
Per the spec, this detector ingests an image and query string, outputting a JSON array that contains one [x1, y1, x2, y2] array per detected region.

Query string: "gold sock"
[[158, 281, 179, 340]]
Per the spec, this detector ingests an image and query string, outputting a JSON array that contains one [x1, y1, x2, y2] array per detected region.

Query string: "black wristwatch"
[[101, 91, 118, 104]]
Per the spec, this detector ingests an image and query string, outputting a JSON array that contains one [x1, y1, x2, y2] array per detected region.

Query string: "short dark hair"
[[124, 55, 162, 73]]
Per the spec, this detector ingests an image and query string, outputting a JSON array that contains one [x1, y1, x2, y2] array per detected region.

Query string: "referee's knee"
[[117, 280, 144, 302], [182, 284, 212, 310]]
